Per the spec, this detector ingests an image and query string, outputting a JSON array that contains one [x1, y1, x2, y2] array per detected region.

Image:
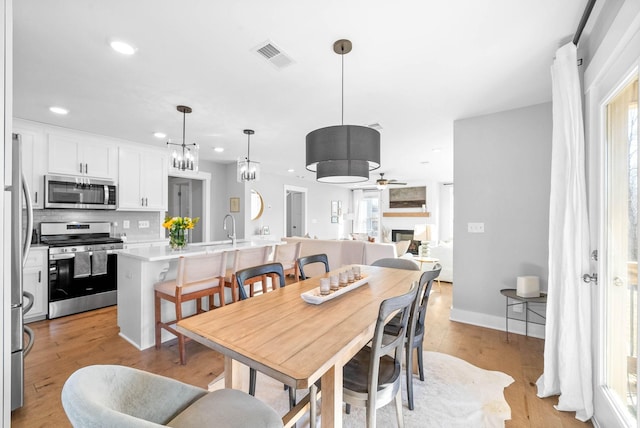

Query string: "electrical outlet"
[[138, 220, 150, 229], [467, 222, 485, 233], [123, 220, 130, 229]]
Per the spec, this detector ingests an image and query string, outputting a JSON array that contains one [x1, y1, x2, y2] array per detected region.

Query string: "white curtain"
[[352, 189, 367, 233], [536, 42, 592, 421]]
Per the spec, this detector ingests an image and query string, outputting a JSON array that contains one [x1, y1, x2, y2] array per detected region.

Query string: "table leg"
[[525, 302, 529, 337], [309, 383, 318, 428], [505, 297, 509, 342], [224, 356, 244, 390], [320, 365, 343, 428]]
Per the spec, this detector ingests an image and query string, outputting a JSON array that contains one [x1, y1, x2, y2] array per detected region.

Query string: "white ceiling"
[[13, 0, 586, 188]]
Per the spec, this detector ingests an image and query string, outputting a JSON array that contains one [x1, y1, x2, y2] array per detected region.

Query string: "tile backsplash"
[[32, 209, 164, 242]]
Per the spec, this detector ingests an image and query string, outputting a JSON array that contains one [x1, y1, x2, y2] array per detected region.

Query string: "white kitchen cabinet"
[[14, 123, 47, 209], [48, 133, 117, 179], [23, 247, 48, 323], [118, 147, 167, 211]]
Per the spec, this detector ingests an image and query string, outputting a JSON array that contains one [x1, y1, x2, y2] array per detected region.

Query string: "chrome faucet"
[[223, 214, 236, 246]]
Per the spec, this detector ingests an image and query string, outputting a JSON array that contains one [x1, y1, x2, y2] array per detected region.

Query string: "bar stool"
[[224, 246, 270, 302], [154, 251, 227, 365], [273, 242, 301, 280]]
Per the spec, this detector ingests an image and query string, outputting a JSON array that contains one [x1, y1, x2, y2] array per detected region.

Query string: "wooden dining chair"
[[154, 251, 227, 365], [224, 246, 271, 302], [297, 253, 329, 280], [384, 264, 442, 410], [235, 262, 297, 410], [273, 241, 302, 280], [343, 280, 420, 428]]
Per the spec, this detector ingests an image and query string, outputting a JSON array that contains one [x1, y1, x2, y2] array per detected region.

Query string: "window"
[[353, 190, 380, 239]]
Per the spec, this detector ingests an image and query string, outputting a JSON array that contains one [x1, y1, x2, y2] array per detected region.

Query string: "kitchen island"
[[117, 239, 281, 350]]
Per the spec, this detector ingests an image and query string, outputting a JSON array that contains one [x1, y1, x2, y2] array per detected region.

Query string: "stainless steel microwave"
[[44, 175, 117, 210]]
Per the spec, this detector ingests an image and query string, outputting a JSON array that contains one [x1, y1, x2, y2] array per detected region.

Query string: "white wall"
[[198, 160, 352, 241], [451, 102, 552, 336], [195, 160, 232, 241], [248, 173, 351, 240], [439, 183, 454, 242]]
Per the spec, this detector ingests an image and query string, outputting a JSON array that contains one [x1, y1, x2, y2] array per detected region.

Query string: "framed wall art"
[[230, 197, 240, 213], [389, 186, 426, 209]]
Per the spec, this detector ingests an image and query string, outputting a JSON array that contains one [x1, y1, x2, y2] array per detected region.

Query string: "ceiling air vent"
[[254, 41, 294, 69]]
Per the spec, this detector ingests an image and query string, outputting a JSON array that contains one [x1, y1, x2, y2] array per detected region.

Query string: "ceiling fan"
[[375, 173, 407, 190]]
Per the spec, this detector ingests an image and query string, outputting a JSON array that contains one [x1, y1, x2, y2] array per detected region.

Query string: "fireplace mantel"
[[382, 212, 430, 217]]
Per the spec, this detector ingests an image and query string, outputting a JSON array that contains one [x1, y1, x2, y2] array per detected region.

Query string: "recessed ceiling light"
[[153, 132, 166, 139], [49, 106, 69, 115], [287, 168, 295, 173], [432, 148, 442, 153], [110, 40, 137, 55], [420, 161, 430, 164], [214, 147, 224, 153]]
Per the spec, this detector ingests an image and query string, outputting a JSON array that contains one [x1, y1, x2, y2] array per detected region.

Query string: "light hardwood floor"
[[11, 282, 592, 427]]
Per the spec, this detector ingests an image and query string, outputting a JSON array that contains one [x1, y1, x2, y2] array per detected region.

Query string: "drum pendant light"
[[305, 39, 380, 183]]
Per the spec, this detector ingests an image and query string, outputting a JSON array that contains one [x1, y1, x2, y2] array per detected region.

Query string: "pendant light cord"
[[247, 134, 251, 162], [182, 109, 186, 157], [341, 44, 344, 126]]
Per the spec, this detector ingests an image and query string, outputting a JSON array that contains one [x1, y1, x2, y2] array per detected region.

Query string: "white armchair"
[[61, 365, 283, 427], [429, 241, 453, 283]]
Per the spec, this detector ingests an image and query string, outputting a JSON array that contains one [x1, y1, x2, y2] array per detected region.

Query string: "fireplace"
[[392, 229, 419, 255], [392, 229, 413, 242]]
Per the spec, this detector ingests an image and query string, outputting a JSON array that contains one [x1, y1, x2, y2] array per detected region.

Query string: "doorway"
[[594, 71, 639, 426], [284, 185, 307, 237], [590, 51, 639, 424], [168, 175, 208, 243]]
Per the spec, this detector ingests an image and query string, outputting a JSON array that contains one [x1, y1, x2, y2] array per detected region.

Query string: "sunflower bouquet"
[[163, 216, 200, 250]]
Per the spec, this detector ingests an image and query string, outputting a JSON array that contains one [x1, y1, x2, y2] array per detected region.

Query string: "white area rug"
[[211, 351, 514, 427]]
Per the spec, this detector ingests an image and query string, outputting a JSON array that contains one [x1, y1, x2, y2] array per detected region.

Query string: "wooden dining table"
[[177, 264, 420, 428]]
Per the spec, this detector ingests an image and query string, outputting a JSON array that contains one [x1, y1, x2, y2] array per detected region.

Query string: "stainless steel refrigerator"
[[8, 133, 34, 411]]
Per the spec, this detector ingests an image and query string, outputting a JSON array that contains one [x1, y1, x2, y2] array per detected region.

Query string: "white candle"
[[353, 266, 361, 280], [320, 278, 331, 295], [516, 276, 540, 298], [339, 272, 348, 287], [330, 275, 339, 291]]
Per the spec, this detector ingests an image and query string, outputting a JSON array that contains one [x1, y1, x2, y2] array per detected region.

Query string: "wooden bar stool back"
[[273, 242, 301, 281], [154, 251, 227, 365], [224, 246, 270, 302]]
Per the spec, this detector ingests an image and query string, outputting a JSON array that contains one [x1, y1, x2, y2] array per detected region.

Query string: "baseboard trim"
[[450, 306, 546, 339]]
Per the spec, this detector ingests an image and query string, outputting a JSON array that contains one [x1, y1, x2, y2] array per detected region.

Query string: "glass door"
[[598, 72, 638, 426]]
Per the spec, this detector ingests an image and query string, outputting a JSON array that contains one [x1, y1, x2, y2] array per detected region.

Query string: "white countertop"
[[118, 239, 282, 262]]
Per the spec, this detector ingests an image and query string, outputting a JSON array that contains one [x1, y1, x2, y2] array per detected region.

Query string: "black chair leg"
[[406, 344, 415, 411], [249, 368, 257, 396], [289, 386, 296, 409], [346, 403, 351, 414], [417, 342, 425, 381]]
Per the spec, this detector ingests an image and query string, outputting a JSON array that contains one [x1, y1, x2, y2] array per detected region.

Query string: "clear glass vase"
[[169, 228, 188, 250]]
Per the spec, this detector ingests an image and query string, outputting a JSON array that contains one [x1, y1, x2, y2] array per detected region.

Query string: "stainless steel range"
[[40, 222, 123, 318]]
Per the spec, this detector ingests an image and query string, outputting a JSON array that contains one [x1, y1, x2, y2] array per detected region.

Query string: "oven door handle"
[[50, 253, 76, 260], [50, 250, 117, 261]]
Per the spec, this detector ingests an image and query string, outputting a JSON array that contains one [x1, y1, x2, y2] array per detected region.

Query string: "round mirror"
[[250, 189, 264, 220]]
